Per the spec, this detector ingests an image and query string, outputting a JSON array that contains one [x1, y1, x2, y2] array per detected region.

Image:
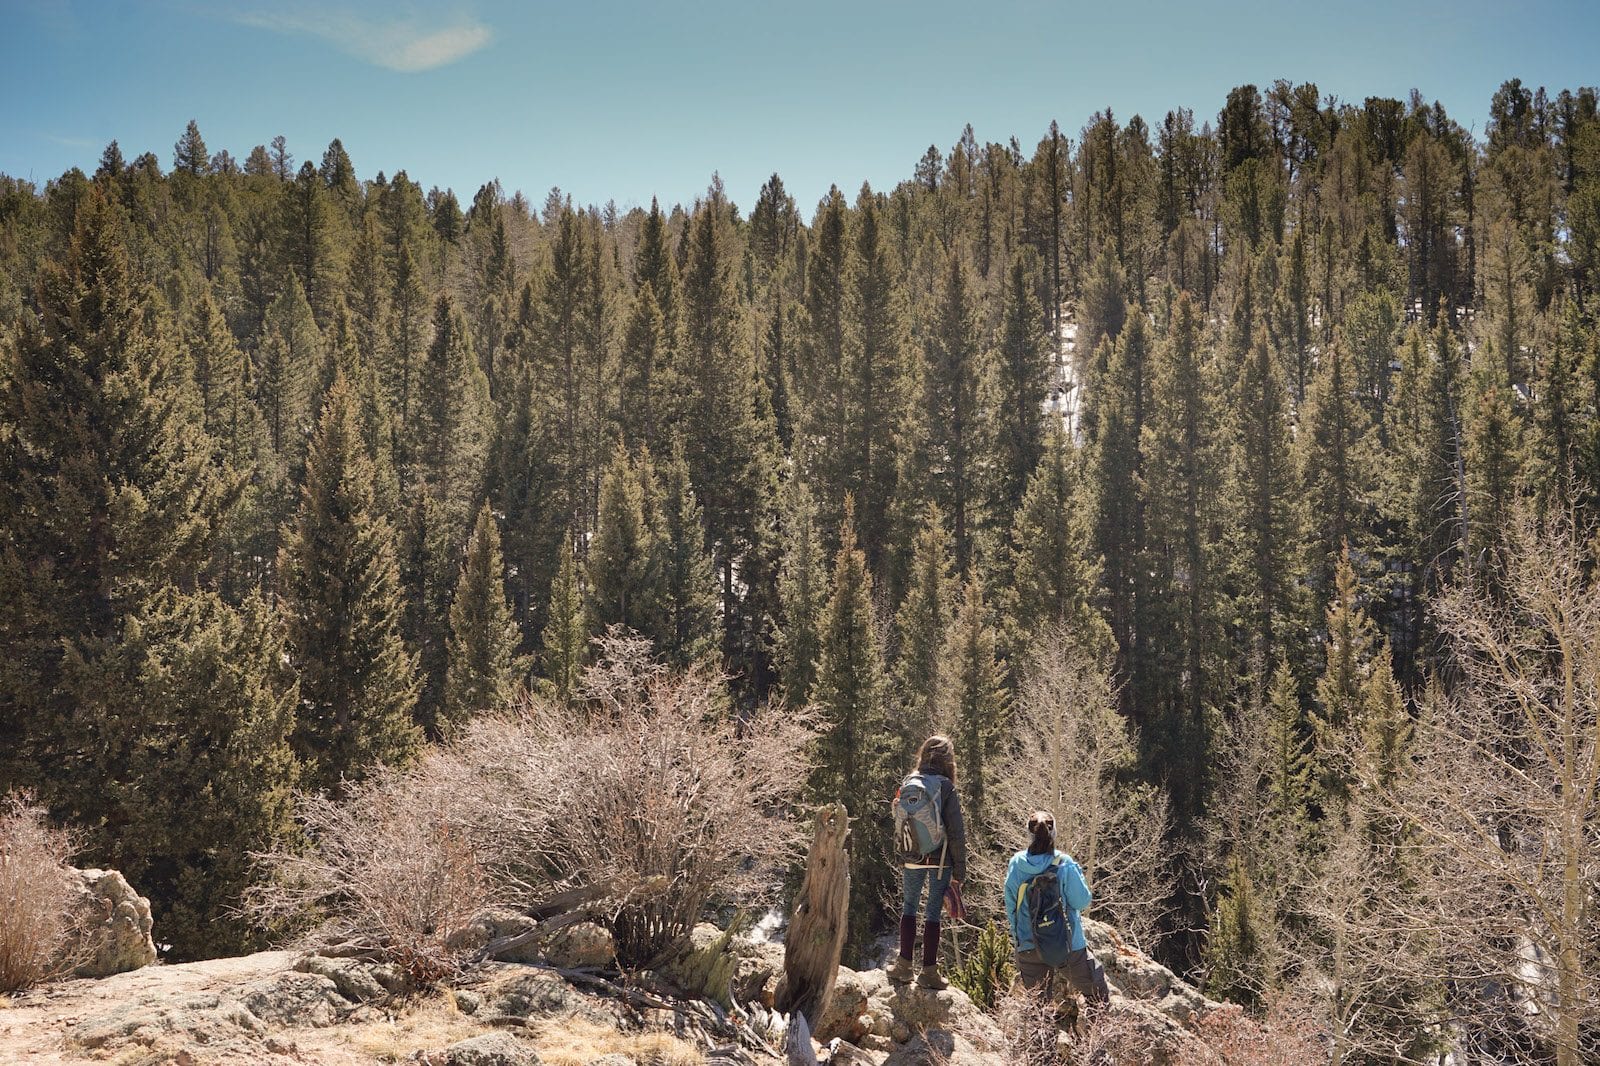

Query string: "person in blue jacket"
[[1003, 809, 1110, 1006]]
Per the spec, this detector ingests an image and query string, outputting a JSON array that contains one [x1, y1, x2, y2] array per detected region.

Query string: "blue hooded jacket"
[[1004, 849, 1092, 953]]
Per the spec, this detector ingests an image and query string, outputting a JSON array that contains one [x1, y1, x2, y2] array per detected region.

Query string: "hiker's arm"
[[944, 787, 967, 884], [1061, 857, 1092, 913], [1003, 861, 1022, 946]]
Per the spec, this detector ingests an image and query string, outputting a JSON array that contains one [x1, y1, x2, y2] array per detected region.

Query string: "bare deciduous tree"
[[1370, 510, 1599, 1066], [985, 629, 1172, 951]]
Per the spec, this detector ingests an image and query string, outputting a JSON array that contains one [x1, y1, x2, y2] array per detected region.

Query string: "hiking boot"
[[916, 965, 948, 990], [886, 955, 915, 983]]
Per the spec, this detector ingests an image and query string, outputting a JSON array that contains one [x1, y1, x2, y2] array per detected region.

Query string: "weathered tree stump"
[[778, 802, 850, 1030]]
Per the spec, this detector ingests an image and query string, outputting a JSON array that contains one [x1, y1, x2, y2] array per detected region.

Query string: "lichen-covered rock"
[[584, 1056, 637, 1066], [68, 868, 157, 978], [477, 966, 617, 1027], [293, 954, 399, 1001], [416, 1031, 543, 1065], [543, 921, 615, 969], [68, 991, 264, 1050], [238, 970, 349, 1027]]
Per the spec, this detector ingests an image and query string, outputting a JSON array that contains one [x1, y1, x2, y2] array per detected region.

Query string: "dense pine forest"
[[3, 79, 1599, 1063]]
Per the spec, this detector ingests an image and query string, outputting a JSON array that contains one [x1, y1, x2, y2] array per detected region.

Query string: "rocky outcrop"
[[67, 867, 157, 978]]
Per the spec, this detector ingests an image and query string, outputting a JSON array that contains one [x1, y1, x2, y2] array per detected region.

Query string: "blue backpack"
[[1019, 858, 1072, 967]]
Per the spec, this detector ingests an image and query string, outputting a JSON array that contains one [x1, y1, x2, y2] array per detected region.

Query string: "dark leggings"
[[1014, 947, 1111, 1006]]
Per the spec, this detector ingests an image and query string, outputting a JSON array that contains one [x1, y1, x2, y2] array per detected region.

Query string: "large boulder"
[[68, 868, 157, 977], [814, 963, 1002, 1057]]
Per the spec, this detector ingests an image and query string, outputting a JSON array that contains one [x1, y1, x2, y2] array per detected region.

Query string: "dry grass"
[[0, 795, 83, 993], [339, 993, 484, 1061], [528, 1014, 705, 1066]]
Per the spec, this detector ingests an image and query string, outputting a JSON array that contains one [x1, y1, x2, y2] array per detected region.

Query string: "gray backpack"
[[893, 772, 947, 858]]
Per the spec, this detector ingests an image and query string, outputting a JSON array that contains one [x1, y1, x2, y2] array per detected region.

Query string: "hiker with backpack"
[[1004, 809, 1110, 1007], [887, 735, 967, 989]]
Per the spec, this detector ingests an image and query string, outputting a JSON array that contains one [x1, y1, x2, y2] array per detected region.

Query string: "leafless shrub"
[[454, 638, 815, 966], [985, 628, 1172, 951], [0, 795, 84, 992], [247, 767, 501, 985], [1176, 1001, 1327, 1065], [255, 636, 815, 975]]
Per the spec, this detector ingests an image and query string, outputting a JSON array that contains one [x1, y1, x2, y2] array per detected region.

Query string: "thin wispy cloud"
[[43, 133, 97, 149], [230, 5, 492, 72]]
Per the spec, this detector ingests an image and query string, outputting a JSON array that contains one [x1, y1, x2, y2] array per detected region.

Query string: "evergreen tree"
[[1007, 425, 1108, 657], [540, 538, 587, 704], [386, 239, 429, 438], [986, 248, 1052, 520], [254, 275, 323, 461], [118, 589, 298, 958], [1090, 310, 1153, 698], [406, 294, 489, 515], [277, 160, 345, 324], [917, 251, 983, 575], [1205, 857, 1269, 1008], [1463, 343, 1522, 585], [938, 579, 1007, 835], [1261, 658, 1313, 846], [777, 478, 825, 707], [678, 189, 781, 689], [1138, 294, 1218, 818], [443, 501, 523, 730], [846, 183, 907, 563], [1310, 551, 1378, 811], [172, 119, 209, 177], [587, 443, 656, 637], [1297, 340, 1373, 597], [1226, 328, 1300, 672], [893, 503, 954, 752], [278, 376, 421, 793], [797, 186, 851, 531], [0, 188, 230, 820], [809, 501, 892, 956], [619, 281, 671, 453], [647, 445, 721, 670]]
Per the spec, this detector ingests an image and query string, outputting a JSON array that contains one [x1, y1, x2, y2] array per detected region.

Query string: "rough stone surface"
[[295, 954, 393, 1001], [814, 963, 1001, 1058], [68, 991, 265, 1050], [476, 965, 618, 1027], [1084, 918, 1221, 1026], [543, 921, 616, 970], [416, 1030, 543, 1065], [68, 867, 158, 978], [584, 1056, 638, 1066], [238, 970, 349, 1027]]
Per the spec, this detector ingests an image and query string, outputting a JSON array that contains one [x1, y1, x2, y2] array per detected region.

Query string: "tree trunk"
[[779, 803, 850, 1029]]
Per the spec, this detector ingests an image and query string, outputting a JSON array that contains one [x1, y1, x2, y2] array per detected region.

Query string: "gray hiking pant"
[[1014, 947, 1111, 1006]]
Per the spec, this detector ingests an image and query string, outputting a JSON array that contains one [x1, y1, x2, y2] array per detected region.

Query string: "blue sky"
[[4, 1, 1598, 216]]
